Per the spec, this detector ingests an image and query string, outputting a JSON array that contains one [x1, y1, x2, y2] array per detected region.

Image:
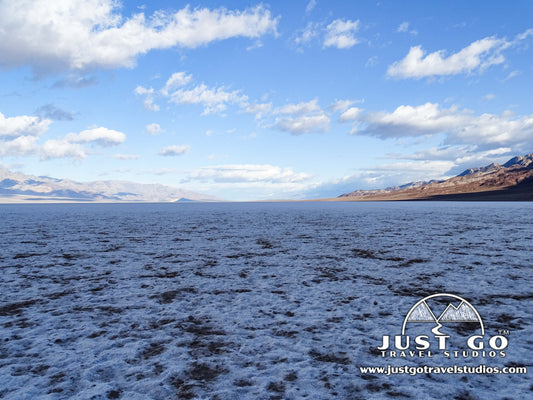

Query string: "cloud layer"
[[187, 164, 311, 183], [0, 111, 126, 160], [0, 0, 278, 72], [387, 30, 533, 79], [349, 103, 533, 148]]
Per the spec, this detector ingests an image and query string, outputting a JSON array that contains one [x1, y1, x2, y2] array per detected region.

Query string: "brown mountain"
[[338, 154, 533, 201]]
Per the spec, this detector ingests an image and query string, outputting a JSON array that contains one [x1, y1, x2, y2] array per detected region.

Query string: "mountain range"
[[0, 168, 219, 203], [2, 153, 532, 203], [338, 153, 533, 201]]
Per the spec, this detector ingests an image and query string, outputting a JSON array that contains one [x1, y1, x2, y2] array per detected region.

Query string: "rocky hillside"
[[0, 168, 219, 203], [339, 154, 533, 201]]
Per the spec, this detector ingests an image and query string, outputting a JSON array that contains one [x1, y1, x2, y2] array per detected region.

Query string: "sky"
[[0, 0, 532, 200]]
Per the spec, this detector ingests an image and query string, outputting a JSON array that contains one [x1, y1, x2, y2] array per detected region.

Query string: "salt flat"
[[0, 202, 531, 399]]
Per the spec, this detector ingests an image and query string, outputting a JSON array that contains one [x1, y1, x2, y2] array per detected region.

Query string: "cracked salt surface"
[[0, 201, 531, 399]]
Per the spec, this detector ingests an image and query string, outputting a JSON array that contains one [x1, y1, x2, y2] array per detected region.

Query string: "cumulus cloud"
[[37, 126, 126, 160], [302, 159, 455, 199], [134, 86, 160, 111], [295, 18, 361, 50], [137, 72, 248, 115], [0, 1, 279, 73], [397, 22, 409, 33], [159, 145, 190, 156], [0, 109, 125, 160], [274, 114, 330, 134], [161, 72, 192, 96], [386, 30, 533, 79], [0, 111, 50, 158], [324, 19, 360, 49], [40, 139, 86, 160], [385, 146, 517, 177], [294, 22, 321, 47], [169, 84, 248, 115], [397, 21, 417, 35], [245, 103, 272, 120], [275, 99, 322, 115], [339, 107, 362, 122], [351, 102, 533, 148], [330, 99, 360, 113], [65, 127, 126, 146], [187, 164, 312, 183], [272, 100, 330, 134], [0, 112, 51, 138], [145, 123, 163, 135], [0, 136, 39, 157]]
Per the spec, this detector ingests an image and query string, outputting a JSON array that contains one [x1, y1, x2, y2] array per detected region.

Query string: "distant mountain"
[[0, 168, 220, 203], [338, 153, 533, 201]]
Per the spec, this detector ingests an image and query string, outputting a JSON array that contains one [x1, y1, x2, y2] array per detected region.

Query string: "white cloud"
[[387, 35, 511, 79], [339, 107, 362, 122], [397, 22, 409, 33], [303, 159, 455, 199], [0, 1, 278, 72], [0, 136, 39, 157], [484, 93, 496, 100], [145, 123, 163, 135], [504, 70, 521, 81], [169, 83, 248, 115], [454, 147, 513, 165], [272, 100, 330, 134], [294, 22, 320, 46], [0, 110, 124, 160], [246, 40, 264, 51], [40, 139, 86, 160], [324, 19, 360, 49], [113, 153, 140, 160], [137, 72, 249, 115], [161, 72, 192, 96], [187, 164, 312, 183], [330, 99, 358, 113], [0, 112, 51, 138], [306, 0, 317, 14], [275, 99, 321, 115], [352, 102, 533, 147], [245, 103, 272, 119], [274, 114, 330, 134], [397, 21, 417, 35], [385, 146, 517, 177], [134, 86, 160, 111], [65, 127, 126, 146], [159, 145, 190, 156]]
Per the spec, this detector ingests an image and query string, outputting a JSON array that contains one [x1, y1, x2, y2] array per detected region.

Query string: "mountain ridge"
[[0, 168, 220, 203], [338, 153, 533, 201]]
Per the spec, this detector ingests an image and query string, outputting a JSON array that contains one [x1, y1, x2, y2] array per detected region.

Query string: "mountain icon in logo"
[[439, 302, 479, 322], [406, 301, 436, 323], [402, 293, 484, 335]]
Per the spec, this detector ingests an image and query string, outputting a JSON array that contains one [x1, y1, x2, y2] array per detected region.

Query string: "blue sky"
[[1, 0, 532, 200]]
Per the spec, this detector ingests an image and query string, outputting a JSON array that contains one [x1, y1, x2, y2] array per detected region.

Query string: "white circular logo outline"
[[401, 293, 484, 335]]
